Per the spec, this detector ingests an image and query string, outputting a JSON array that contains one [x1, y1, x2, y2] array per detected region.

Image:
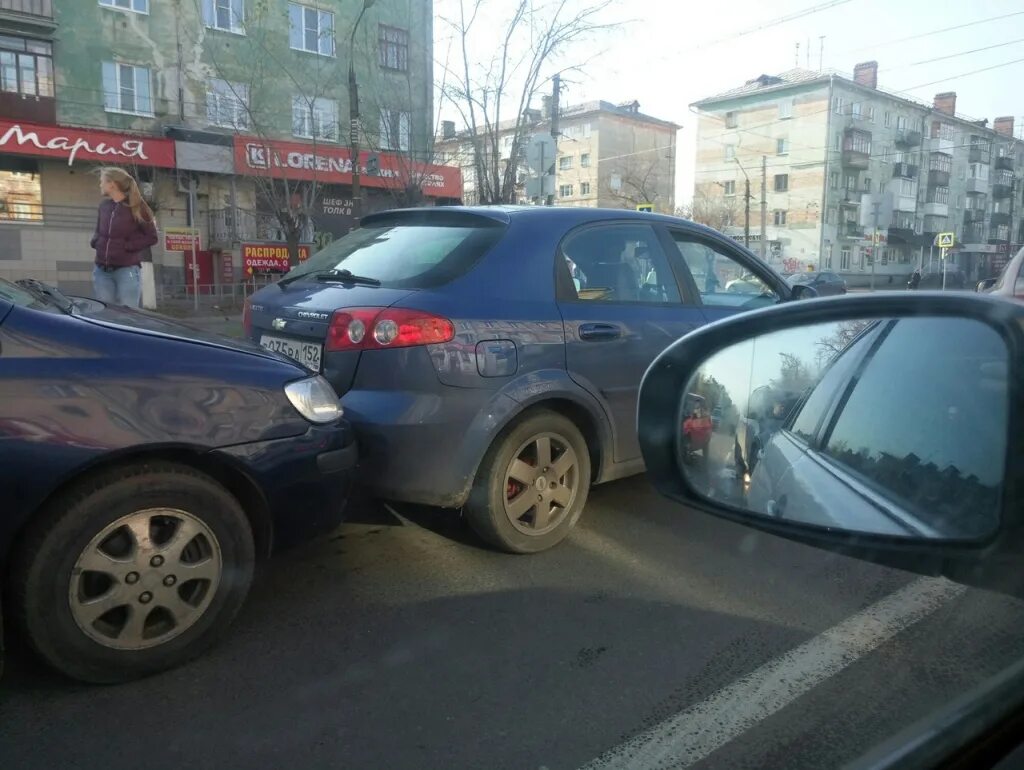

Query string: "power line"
[[691, 0, 854, 52], [900, 56, 1024, 91], [898, 38, 1024, 69], [838, 11, 1024, 55]]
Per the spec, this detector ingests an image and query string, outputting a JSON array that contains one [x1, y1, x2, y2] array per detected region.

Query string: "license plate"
[[259, 335, 323, 371]]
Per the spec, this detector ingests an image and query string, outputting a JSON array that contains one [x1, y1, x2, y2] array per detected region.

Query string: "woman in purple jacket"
[[91, 167, 159, 307]]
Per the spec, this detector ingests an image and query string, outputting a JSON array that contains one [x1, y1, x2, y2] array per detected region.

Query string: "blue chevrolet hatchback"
[[246, 206, 807, 553]]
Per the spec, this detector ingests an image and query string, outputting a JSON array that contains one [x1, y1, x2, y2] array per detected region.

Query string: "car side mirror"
[[637, 293, 1024, 591], [790, 284, 818, 300], [977, 278, 997, 292]]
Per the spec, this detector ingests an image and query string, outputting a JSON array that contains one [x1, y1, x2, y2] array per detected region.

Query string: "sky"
[[434, 0, 1024, 204]]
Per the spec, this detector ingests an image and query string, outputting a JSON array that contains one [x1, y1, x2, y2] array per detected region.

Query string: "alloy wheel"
[[502, 433, 580, 535]]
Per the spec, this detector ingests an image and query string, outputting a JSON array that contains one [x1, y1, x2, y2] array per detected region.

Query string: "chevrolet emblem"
[[272, 318, 287, 330]]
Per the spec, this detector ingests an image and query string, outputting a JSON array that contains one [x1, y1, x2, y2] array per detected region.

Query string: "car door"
[[664, 227, 786, 325], [557, 221, 703, 464]]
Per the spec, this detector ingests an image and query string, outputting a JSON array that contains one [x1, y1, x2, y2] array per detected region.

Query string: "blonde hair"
[[100, 167, 154, 224]]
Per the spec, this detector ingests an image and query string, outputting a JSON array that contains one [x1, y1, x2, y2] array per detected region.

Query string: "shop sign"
[[234, 137, 462, 199], [0, 119, 176, 168], [242, 242, 312, 273], [163, 227, 201, 252]]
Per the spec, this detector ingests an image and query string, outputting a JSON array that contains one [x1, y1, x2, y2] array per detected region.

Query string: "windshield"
[[282, 222, 504, 289], [6, 3, 1024, 770]]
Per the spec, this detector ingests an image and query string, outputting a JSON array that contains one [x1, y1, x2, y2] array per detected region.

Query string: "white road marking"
[[581, 576, 966, 770]]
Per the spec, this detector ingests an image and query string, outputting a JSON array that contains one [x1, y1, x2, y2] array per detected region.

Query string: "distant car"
[[680, 393, 712, 462], [244, 206, 809, 554], [725, 273, 766, 294], [787, 271, 847, 296], [978, 246, 1024, 301], [918, 265, 966, 290], [0, 278, 357, 683], [734, 385, 803, 477]]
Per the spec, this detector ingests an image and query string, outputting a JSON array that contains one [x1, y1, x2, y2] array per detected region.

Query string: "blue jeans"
[[93, 265, 141, 307]]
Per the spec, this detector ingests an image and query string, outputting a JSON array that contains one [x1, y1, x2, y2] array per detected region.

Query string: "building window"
[[559, 184, 574, 198], [851, 102, 862, 119], [289, 3, 334, 55], [582, 122, 592, 139], [776, 137, 788, 155], [379, 25, 408, 71], [292, 95, 337, 140], [202, 0, 245, 34], [867, 106, 875, 123], [833, 97, 844, 115], [840, 246, 851, 270], [774, 173, 788, 192], [778, 100, 793, 119], [834, 133, 842, 151], [101, 62, 152, 115], [863, 176, 871, 192], [883, 111, 892, 127], [0, 36, 53, 98], [580, 153, 591, 168], [829, 171, 839, 189], [725, 111, 737, 128], [379, 109, 411, 151], [773, 209, 786, 226], [825, 208, 835, 224], [580, 181, 591, 196], [723, 179, 736, 196], [206, 78, 249, 129], [899, 249, 911, 263], [900, 178, 916, 197], [0, 166, 42, 222], [845, 174, 857, 191], [559, 155, 573, 170], [879, 179, 885, 194], [896, 115, 907, 131], [724, 144, 735, 161], [99, 0, 148, 12]]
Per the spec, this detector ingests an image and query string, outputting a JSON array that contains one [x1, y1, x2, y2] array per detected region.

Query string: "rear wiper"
[[312, 269, 381, 287], [16, 278, 74, 313]]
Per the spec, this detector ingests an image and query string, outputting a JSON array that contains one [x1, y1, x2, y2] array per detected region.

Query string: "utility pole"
[[760, 155, 767, 259], [870, 200, 881, 291], [348, 0, 376, 230], [545, 74, 560, 207], [744, 179, 751, 249]]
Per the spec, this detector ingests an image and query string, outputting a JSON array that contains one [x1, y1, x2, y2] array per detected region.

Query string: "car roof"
[[364, 204, 715, 231]]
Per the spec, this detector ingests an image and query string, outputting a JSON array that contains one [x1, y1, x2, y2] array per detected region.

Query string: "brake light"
[[242, 297, 252, 337], [326, 308, 455, 352]]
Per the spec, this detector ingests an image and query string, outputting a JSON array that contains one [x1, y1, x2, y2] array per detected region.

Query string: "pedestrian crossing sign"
[[936, 232, 955, 248], [636, 204, 654, 213]]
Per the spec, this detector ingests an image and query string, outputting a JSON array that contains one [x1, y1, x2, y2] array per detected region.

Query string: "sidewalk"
[[162, 311, 244, 339]]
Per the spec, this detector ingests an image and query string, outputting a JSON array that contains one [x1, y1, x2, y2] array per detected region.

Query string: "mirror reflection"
[[677, 317, 1008, 540]]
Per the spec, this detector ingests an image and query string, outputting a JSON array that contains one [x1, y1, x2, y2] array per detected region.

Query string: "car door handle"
[[578, 323, 622, 341]]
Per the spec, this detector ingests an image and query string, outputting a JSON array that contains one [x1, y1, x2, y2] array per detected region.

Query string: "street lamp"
[[349, 0, 376, 230]]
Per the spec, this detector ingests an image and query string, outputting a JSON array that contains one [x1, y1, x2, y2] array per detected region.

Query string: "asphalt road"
[[2, 475, 1023, 770]]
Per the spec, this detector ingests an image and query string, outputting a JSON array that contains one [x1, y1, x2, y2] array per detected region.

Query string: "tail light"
[[242, 297, 252, 337], [326, 307, 455, 352]]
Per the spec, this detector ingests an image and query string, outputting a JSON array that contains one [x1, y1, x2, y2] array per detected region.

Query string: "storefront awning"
[[0, 119, 175, 168], [232, 136, 462, 199]]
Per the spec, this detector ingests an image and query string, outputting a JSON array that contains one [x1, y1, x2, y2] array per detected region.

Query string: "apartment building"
[[436, 99, 679, 212], [0, 0, 457, 300], [692, 61, 1023, 285]]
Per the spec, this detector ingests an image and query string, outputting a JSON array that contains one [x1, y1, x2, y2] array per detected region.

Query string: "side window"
[[820, 318, 1007, 536], [669, 231, 778, 308], [561, 224, 681, 304]]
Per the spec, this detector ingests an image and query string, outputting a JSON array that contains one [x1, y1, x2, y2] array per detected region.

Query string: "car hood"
[[77, 303, 298, 366]]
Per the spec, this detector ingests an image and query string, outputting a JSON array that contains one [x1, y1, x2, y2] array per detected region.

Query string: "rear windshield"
[[284, 221, 504, 289]]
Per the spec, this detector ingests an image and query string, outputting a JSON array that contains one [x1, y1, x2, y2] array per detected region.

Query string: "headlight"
[[284, 376, 342, 424]]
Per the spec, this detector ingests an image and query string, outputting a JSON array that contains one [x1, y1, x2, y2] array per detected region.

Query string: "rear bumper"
[[342, 387, 519, 508], [212, 422, 358, 551]]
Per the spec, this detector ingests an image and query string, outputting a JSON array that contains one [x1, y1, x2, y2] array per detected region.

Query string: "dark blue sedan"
[[245, 206, 807, 554], [0, 278, 356, 683]]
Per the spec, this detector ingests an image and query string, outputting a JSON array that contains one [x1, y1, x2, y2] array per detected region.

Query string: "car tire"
[[10, 462, 255, 684], [466, 410, 591, 554]]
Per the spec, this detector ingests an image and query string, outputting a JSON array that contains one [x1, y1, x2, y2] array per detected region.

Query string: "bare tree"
[[604, 154, 666, 210], [677, 186, 742, 232], [440, 0, 615, 204], [185, 0, 348, 266]]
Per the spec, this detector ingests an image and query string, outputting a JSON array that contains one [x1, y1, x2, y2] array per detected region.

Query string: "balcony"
[[892, 162, 918, 179], [927, 136, 955, 154], [969, 145, 991, 164], [842, 222, 862, 238], [922, 202, 948, 218], [0, 0, 52, 15], [988, 227, 1010, 245], [841, 149, 869, 170], [995, 155, 1014, 172], [966, 177, 989, 194], [993, 177, 1013, 198], [895, 129, 922, 148], [922, 216, 946, 237], [962, 225, 986, 244], [991, 211, 1011, 227], [0, 91, 55, 123], [963, 208, 985, 225], [208, 208, 282, 246], [927, 169, 949, 187]]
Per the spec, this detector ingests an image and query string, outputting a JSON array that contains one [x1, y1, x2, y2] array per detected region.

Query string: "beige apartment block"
[[437, 100, 679, 212]]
